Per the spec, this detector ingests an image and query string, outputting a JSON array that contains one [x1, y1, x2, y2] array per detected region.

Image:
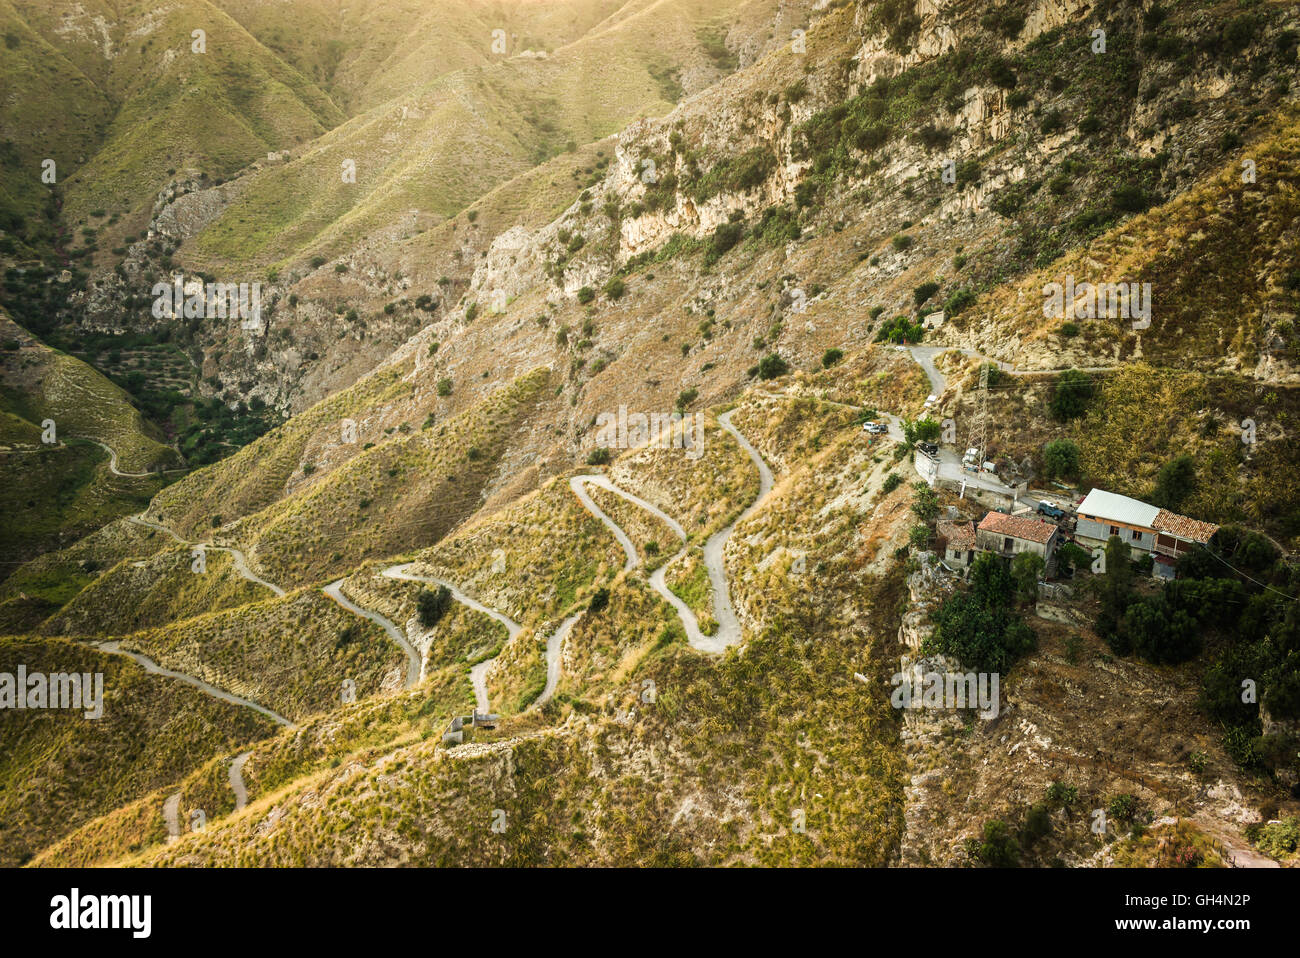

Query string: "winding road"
[[75, 437, 187, 478], [163, 792, 181, 844], [701, 409, 776, 651], [570, 408, 776, 654], [93, 639, 294, 726], [323, 579, 419, 687], [126, 514, 286, 596], [381, 563, 523, 712], [81, 409, 774, 804], [538, 612, 583, 707]]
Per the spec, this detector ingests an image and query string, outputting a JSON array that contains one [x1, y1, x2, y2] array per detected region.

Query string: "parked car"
[[863, 421, 888, 434], [1036, 500, 1066, 520], [916, 441, 939, 457]]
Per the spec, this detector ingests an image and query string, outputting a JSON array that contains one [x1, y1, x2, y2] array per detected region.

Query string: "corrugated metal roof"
[[1077, 488, 1160, 528]]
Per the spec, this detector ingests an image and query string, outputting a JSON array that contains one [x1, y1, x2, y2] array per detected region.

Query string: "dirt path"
[[1191, 814, 1280, 868], [569, 476, 639, 571], [126, 514, 285, 597], [571, 474, 713, 648], [163, 792, 181, 844], [698, 409, 775, 652], [228, 751, 252, 812], [538, 612, 583, 706], [75, 437, 186, 477]]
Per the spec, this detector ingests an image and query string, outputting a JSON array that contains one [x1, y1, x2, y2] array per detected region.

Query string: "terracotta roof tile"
[[977, 511, 1059, 544], [937, 520, 975, 549], [1152, 509, 1218, 544]]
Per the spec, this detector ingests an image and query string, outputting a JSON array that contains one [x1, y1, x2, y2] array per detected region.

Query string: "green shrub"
[[1049, 369, 1094, 421], [1042, 438, 1080, 479], [757, 353, 790, 379], [913, 281, 940, 306], [967, 819, 1020, 867], [417, 586, 453, 627], [1107, 794, 1139, 823], [944, 288, 976, 315], [706, 222, 744, 263], [924, 553, 1037, 673]]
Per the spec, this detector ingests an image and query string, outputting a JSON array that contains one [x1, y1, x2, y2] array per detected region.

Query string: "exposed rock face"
[[150, 176, 242, 243], [898, 550, 955, 650]]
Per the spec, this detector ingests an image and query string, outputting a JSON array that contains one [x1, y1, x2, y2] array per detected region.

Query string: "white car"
[[862, 421, 888, 434]]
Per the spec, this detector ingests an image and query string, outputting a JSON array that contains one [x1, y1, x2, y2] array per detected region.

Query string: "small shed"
[[936, 519, 976, 570]]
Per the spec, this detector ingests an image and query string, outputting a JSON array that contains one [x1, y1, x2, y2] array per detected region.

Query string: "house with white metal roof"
[[1074, 488, 1218, 575]]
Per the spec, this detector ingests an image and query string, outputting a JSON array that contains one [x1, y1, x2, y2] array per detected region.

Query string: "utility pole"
[[966, 362, 989, 480]]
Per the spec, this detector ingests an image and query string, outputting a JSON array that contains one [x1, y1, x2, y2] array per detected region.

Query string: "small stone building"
[[976, 511, 1061, 573], [936, 519, 976, 570]]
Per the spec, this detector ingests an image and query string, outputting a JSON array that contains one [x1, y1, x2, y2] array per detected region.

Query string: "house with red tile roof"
[[975, 511, 1061, 572], [1074, 488, 1219, 578]]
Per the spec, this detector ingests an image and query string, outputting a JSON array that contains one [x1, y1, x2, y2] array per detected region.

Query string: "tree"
[[1042, 438, 1080, 479], [758, 353, 789, 379], [1056, 541, 1092, 577], [821, 348, 843, 368], [1151, 453, 1196, 510], [910, 481, 940, 520], [875, 314, 925, 344], [1049, 369, 1094, 421], [902, 416, 941, 446], [1010, 552, 1044, 605], [417, 586, 453, 628], [926, 553, 1037, 673], [913, 281, 940, 306], [588, 587, 610, 612], [968, 819, 1020, 867], [1123, 598, 1201, 664], [707, 221, 743, 262], [1096, 535, 1135, 650]]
